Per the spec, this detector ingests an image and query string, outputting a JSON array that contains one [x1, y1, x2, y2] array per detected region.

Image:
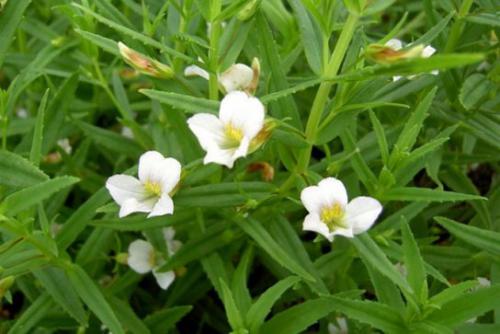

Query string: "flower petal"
[[188, 113, 226, 150], [128, 239, 154, 274], [119, 197, 156, 217], [219, 64, 253, 93], [204, 147, 238, 168], [303, 213, 332, 241], [219, 91, 265, 139], [184, 65, 210, 80], [152, 269, 175, 290], [385, 38, 403, 50], [106, 174, 145, 205], [138, 151, 181, 193], [300, 185, 327, 214], [318, 177, 348, 207], [345, 196, 383, 235], [148, 193, 174, 218], [422, 45, 436, 58]]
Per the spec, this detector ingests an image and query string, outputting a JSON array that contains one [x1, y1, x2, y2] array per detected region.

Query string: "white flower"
[[127, 227, 181, 290], [57, 138, 72, 154], [127, 240, 176, 290], [184, 59, 259, 94], [187, 91, 265, 168], [328, 317, 348, 334], [300, 177, 382, 242], [106, 151, 181, 218], [385, 39, 437, 81]]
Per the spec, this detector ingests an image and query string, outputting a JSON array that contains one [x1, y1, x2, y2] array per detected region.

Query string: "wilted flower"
[[106, 151, 181, 218], [247, 161, 275, 181], [300, 177, 382, 241], [184, 58, 260, 94], [187, 91, 266, 168], [127, 227, 181, 290], [118, 42, 174, 79]]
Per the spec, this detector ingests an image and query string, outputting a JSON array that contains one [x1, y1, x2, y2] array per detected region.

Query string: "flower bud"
[[0, 276, 14, 300], [366, 43, 425, 64], [237, 0, 261, 21], [118, 42, 174, 79], [115, 252, 129, 265]]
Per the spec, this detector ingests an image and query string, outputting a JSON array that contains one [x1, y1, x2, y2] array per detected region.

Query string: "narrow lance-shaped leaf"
[[0, 176, 79, 216], [435, 217, 500, 256]]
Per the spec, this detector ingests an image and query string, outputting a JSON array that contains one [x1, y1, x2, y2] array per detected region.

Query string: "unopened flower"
[[187, 91, 265, 168], [328, 317, 348, 334], [118, 42, 174, 79], [300, 177, 382, 241], [184, 58, 260, 94], [106, 151, 181, 218], [0, 276, 14, 301], [127, 228, 181, 290], [367, 38, 437, 81]]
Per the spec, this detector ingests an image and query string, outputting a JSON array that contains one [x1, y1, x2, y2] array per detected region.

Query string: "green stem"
[[445, 0, 474, 53], [173, 3, 188, 71], [280, 14, 358, 192], [280, 13, 358, 193], [208, 20, 221, 100]]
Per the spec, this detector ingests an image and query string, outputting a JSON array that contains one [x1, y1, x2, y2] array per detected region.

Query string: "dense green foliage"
[[0, 0, 499, 333]]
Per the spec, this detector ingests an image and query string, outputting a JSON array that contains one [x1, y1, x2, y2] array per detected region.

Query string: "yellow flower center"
[[222, 123, 244, 149], [144, 180, 162, 196], [320, 203, 347, 232]]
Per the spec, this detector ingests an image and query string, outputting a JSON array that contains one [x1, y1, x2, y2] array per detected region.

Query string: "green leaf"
[[235, 217, 316, 282], [259, 297, 338, 334], [76, 29, 120, 56], [256, 13, 302, 128], [1, 176, 79, 216], [361, 54, 485, 78], [288, 0, 323, 74], [435, 217, 500, 256], [427, 280, 478, 308], [381, 187, 486, 202], [156, 222, 239, 272], [72, 3, 190, 61], [352, 234, 412, 293], [220, 279, 245, 331], [66, 264, 125, 334], [459, 73, 495, 110], [140, 89, 220, 114], [56, 188, 110, 250], [427, 284, 500, 327], [7, 293, 54, 334], [401, 221, 427, 302], [33, 266, 87, 325], [392, 88, 436, 161], [246, 276, 300, 333], [75, 120, 143, 158], [325, 296, 407, 334], [231, 246, 253, 314], [412, 12, 453, 46], [175, 182, 275, 208], [0, 0, 32, 67], [368, 110, 389, 165], [29, 89, 49, 167], [107, 296, 151, 334], [0, 150, 48, 188], [465, 13, 500, 27], [143, 306, 193, 333]]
